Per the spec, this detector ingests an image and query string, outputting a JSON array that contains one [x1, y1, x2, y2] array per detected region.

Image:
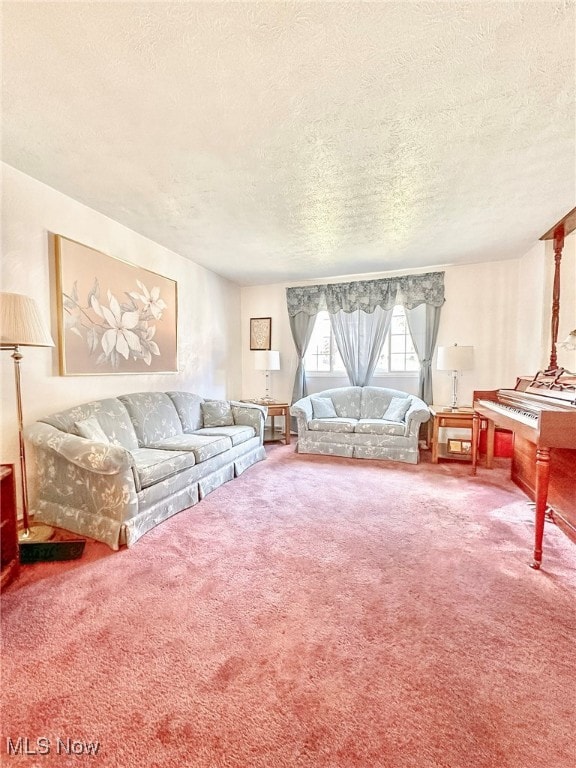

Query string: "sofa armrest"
[[25, 422, 139, 528], [290, 397, 313, 434], [404, 402, 431, 436], [230, 401, 267, 441], [25, 422, 134, 475]]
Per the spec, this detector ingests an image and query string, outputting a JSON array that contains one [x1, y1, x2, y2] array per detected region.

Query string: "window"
[[377, 306, 420, 373], [304, 312, 345, 373], [304, 307, 419, 374]]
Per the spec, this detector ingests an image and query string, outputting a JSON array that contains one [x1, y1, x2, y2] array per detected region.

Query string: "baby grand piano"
[[472, 369, 576, 569]]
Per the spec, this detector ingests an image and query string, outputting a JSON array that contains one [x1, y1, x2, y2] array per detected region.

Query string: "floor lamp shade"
[[1, 292, 54, 543], [0, 292, 55, 347]]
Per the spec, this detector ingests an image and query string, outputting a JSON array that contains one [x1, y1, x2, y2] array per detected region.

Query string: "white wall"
[[1, 164, 242, 504], [515, 239, 549, 374], [240, 258, 542, 409]]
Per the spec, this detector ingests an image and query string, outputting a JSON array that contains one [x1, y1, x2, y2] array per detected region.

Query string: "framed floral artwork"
[[250, 317, 271, 350], [55, 235, 178, 375]]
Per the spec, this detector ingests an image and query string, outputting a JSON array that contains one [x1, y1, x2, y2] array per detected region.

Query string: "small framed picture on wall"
[[250, 317, 272, 350]]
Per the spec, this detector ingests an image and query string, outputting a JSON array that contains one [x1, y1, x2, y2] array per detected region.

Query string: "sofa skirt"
[[297, 437, 419, 464]]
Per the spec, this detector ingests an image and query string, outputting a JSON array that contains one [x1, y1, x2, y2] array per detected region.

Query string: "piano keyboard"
[[477, 399, 538, 427]]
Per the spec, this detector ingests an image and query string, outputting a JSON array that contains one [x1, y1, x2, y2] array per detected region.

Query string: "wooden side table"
[[242, 401, 291, 445], [1, 464, 20, 591], [428, 406, 476, 464]]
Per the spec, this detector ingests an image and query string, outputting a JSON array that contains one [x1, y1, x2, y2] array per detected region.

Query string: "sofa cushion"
[[130, 448, 197, 489], [311, 395, 337, 419], [119, 392, 183, 446], [166, 391, 204, 433], [354, 419, 406, 436], [75, 417, 110, 444], [194, 425, 256, 447], [383, 396, 412, 422], [360, 387, 395, 419], [40, 398, 139, 450], [149, 434, 233, 463], [308, 418, 357, 433], [202, 400, 234, 427], [330, 387, 362, 418]]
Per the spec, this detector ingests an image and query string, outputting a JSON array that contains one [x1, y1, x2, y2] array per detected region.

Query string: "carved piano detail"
[[472, 370, 576, 569]]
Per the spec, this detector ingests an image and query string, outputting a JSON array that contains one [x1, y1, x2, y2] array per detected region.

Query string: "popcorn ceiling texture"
[[3, 1, 575, 285]]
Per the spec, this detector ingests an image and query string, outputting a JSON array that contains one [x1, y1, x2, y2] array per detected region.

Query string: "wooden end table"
[[242, 401, 291, 445], [428, 406, 476, 464]]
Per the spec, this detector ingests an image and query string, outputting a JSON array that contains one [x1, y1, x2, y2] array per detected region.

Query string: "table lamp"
[[254, 350, 280, 403], [436, 344, 474, 411]]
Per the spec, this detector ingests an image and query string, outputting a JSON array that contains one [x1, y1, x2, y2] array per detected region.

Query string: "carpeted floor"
[[1, 445, 575, 767]]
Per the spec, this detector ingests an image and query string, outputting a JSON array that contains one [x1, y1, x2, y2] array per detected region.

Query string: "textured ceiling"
[[2, 1, 575, 286]]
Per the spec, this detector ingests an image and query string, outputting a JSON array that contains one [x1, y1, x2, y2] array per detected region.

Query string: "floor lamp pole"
[[10, 346, 53, 542]]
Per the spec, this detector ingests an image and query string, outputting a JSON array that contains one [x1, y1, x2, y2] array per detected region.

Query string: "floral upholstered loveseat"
[[25, 391, 267, 549], [290, 386, 430, 464]]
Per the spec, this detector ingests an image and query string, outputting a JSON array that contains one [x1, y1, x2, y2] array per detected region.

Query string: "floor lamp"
[[1, 292, 55, 542], [436, 344, 474, 411], [254, 350, 281, 403]]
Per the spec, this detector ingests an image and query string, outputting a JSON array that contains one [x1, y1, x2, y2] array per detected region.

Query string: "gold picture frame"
[[447, 438, 472, 455], [250, 317, 272, 350], [55, 235, 178, 375]]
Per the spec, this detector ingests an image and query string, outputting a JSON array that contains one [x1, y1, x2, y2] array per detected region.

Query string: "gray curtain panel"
[[404, 302, 442, 404], [329, 306, 393, 386], [286, 286, 327, 409], [288, 311, 318, 403]]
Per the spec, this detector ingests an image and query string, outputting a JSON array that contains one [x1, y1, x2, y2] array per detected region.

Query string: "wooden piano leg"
[[530, 447, 551, 570], [471, 411, 480, 475], [485, 419, 495, 469]]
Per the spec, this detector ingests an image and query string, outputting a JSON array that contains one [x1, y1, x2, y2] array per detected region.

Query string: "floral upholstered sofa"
[[25, 392, 267, 549], [290, 386, 430, 464]]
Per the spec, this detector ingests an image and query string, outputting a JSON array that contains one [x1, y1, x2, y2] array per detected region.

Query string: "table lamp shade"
[[436, 345, 474, 371], [254, 350, 280, 371], [0, 292, 54, 347]]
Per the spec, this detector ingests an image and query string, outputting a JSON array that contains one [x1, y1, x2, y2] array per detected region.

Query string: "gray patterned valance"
[[285, 284, 327, 316], [286, 271, 445, 316]]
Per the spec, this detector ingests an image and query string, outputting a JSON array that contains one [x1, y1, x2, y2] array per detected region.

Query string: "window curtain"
[[286, 272, 444, 397], [395, 273, 445, 403], [286, 286, 326, 411], [403, 303, 442, 403], [328, 306, 393, 386]]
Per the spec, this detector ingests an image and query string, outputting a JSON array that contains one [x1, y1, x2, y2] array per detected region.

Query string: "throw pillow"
[[75, 416, 110, 444], [201, 400, 234, 427], [311, 396, 337, 419], [383, 396, 411, 422]]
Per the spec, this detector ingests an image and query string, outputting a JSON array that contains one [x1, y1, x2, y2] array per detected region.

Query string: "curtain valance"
[[286, 271, 445, 316]]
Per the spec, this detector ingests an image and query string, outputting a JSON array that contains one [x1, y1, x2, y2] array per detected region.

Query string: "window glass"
[[305, 307, 419, 374]]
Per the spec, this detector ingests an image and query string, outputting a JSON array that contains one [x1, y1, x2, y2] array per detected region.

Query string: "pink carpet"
[[2, 445, 575, 767]]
